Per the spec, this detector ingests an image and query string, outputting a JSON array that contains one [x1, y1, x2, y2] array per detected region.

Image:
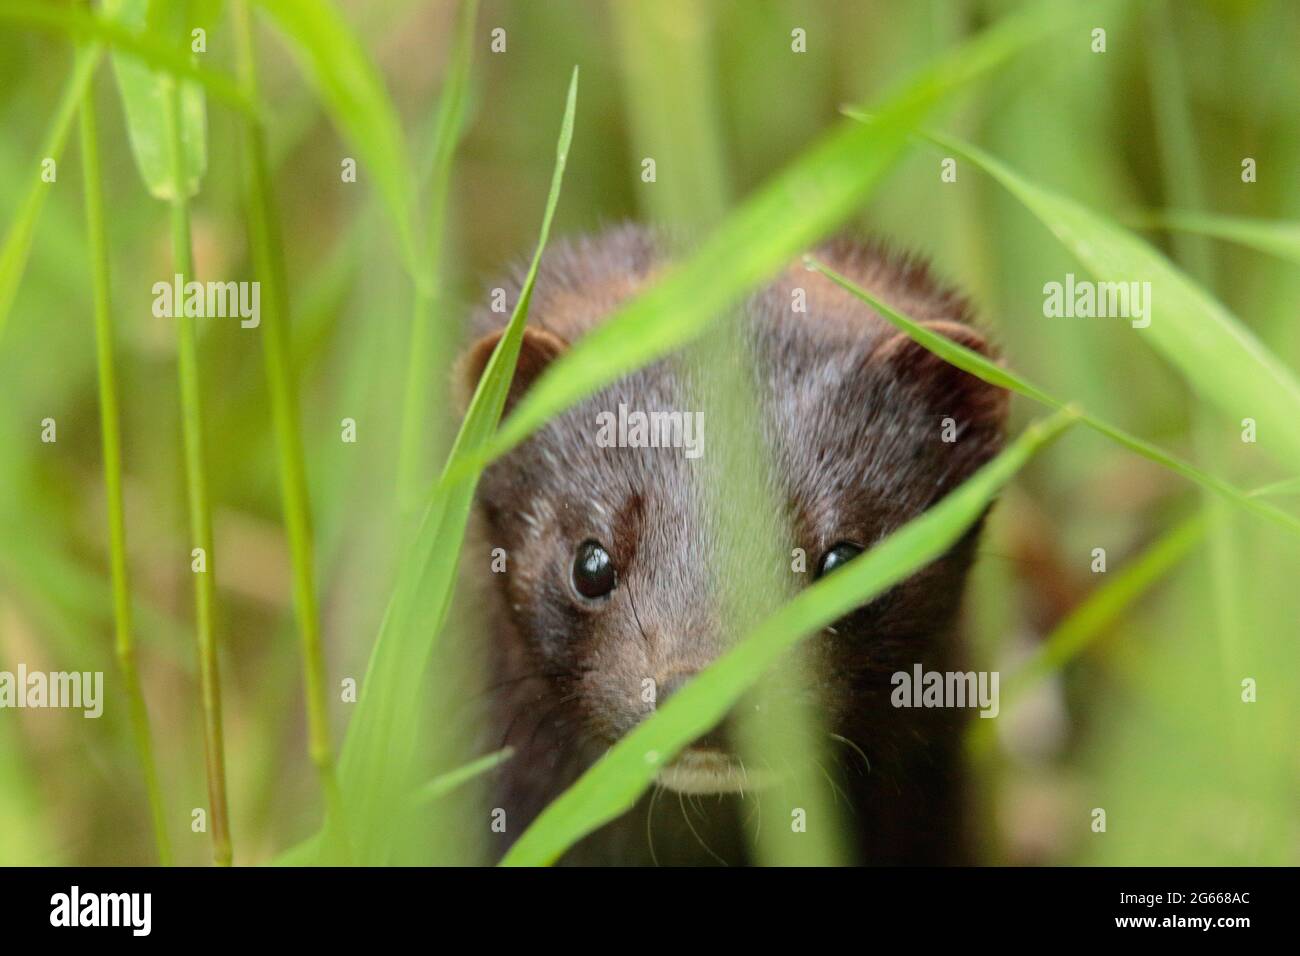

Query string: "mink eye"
[[817, 541, 863, 579], [572, 540, 617, 599]]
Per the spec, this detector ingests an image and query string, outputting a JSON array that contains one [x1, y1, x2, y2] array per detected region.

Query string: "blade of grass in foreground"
[[0, 45, 99, 345], [884, 122, 1300, 474], [803, 258, 1300, 541], [232, 0, 345, 857], [502, 408, 1080, 866], [79, 68, 171, 866], [332, 68, 579, 865], [469, 0, 1077, 472]]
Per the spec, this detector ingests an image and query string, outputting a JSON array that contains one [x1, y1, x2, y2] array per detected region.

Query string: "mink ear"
[[872, 320, 1009, 432], [455, 325, 569, 414]]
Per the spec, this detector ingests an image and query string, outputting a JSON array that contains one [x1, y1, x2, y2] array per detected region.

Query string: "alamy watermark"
[[595, 403, 704, 459], [891, 664, 999, 718], [152, 274, 260, 328], [50, 886, 150, 936], [0, 665, 103, 718], [1043, 273, 1151, 329]]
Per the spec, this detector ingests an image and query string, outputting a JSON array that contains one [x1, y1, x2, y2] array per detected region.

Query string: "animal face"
[[463, 229, 1007, 793]]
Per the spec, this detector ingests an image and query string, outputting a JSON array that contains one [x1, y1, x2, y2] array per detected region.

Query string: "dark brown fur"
[[458, 224, 1007, 865]]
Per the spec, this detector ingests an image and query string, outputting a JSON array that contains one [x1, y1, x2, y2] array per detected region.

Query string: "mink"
[[456, 224, 1008, 865]]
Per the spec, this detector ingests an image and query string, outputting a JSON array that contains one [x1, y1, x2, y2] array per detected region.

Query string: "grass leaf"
[[804, 257, 1300, 540], [906, 126, 1300, 473], [0, 46, 99, 345], [411, 748, 514, 807], [103, 0, 207, 200], [231, 0, 346, 854], [502, 408, 1079, 865], [333, 67, 579, 864], [1141, 211, 1300, 265], [472, 0, 1076, 471], [396, 0, 481, 515], [0, 1, 252, 112], [1007, 514, 1205, 703]]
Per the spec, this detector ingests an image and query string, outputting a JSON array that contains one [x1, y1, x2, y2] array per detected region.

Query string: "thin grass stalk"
[[231, 0, 347, 860], [395, 0, 479, 521], [79, 70, 171, 866], [162, 75, 231, 867], [0, 44, 100, 343], [1145, 0, 1248, 710]]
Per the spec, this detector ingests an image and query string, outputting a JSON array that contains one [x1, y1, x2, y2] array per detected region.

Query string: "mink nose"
[[655, 671, 735, 752]]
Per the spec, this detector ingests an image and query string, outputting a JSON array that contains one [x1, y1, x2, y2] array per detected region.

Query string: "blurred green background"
[[0, 0, 1297, 865]]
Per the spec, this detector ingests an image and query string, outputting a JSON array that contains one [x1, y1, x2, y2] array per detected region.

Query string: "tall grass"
[[396, 0, 480, 519], [476, 0, 1075, 471], [230, 0, 345, 856], [329, 66, 580, 864], [0, 45, 99, 342], [96, 0, 232, 865], [912, 126, 1300, 473], [78, 64, 171, 866], [1, 0, 1296, 867], [161, 77, 232, 866]]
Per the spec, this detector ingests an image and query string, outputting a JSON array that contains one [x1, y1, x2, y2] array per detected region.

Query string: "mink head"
[[461, 225, 1008, 794]]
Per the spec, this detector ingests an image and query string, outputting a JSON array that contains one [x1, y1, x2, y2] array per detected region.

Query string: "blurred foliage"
[[0, 0, 1297, 865]]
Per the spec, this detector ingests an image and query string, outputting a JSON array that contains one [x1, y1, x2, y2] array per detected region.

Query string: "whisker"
[[827, 732, 872, 776], [677, 791, 728, 866]]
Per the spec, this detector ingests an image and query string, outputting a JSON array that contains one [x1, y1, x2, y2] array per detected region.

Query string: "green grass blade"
[[333, 68, 579, 864], [102, 0, 207, 200], [231, 0, 346, 856], [0, 45, 99, 345], [501, 408, 1080, 866], [158, 46, 231, 866], [268, 748, 514, 866], [79, 66, 172, 867], [0, 1, 252, 112], [1140, 211, 1300, 265], [804, 257, 1300, 540], [1010, 514, 1205, 706], [472, 0, 1074, 471], [966, 512, 1207, 757], [1252, 477, 1300, 497], [251, 0, 419, 277], [904, 126, 1300, 473], [411, 748, 514, 807], [396, 0, 480, 518]]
